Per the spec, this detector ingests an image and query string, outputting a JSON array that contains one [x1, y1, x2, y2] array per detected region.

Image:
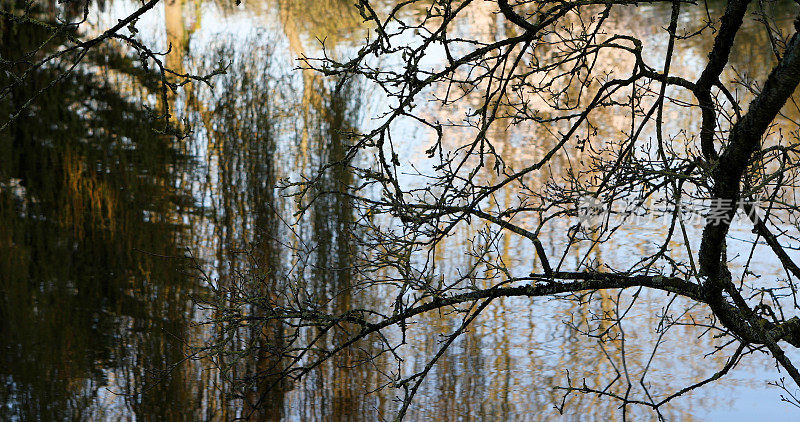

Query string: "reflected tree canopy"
[[0, 4, 201, 420], [4, 0, 800, 420]]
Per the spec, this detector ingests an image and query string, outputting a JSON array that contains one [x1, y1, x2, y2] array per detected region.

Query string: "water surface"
[[2, 0, 800, 420]]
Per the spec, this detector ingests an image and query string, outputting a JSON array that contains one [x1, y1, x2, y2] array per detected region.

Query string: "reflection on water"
[[1, 0, 799, 420], [0, 5, 201, 420]]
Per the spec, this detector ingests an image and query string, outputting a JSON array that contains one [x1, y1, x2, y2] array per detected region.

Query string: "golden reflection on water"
[[2, 0, 800, 420]]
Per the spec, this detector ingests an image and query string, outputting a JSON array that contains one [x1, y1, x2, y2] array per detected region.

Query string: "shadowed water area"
[[2, 0, 800, 420]]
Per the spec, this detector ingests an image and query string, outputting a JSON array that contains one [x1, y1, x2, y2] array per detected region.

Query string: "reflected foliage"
[[4, 0, 800, 420], [0, 6, 200, 420]]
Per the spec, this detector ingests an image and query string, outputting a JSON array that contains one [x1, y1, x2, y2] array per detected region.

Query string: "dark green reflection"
[[0, 6, 200, 420]]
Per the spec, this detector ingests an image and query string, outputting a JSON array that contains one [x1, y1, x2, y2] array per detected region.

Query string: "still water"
[[2, 0, 800, 420]]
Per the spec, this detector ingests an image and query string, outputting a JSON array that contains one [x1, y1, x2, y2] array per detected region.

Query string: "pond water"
[[2, 0, 800, 420]]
